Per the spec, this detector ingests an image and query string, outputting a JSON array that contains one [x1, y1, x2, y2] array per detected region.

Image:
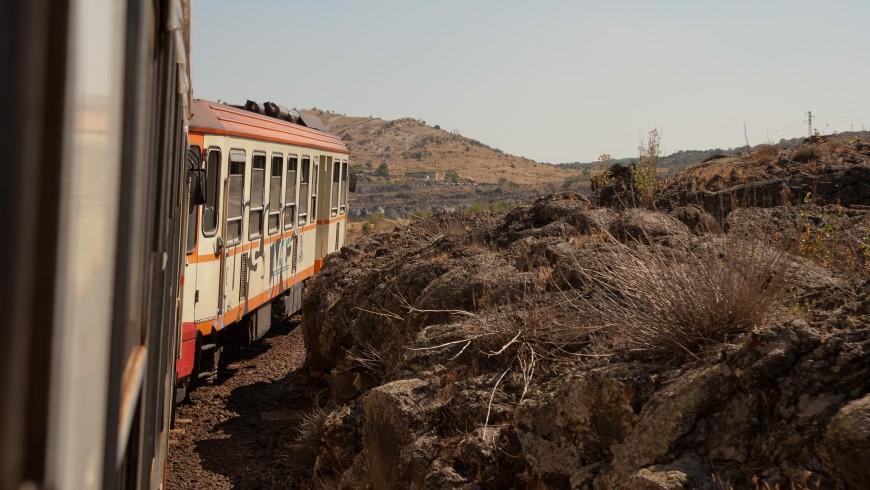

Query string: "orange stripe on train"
[[194, 263, 316, 336]]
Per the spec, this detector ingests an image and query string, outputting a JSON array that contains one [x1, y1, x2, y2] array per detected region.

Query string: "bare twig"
[[483, 367, 511, 440]]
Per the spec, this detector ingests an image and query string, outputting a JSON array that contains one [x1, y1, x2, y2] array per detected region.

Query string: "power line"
[[775, 121, 807, 136], [813, 106, 870, 118], [819, 112, 870, 123]]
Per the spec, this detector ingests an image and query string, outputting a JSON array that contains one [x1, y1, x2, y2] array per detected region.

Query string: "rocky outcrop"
[[609, 208, 689, 242], [515, 368, 637, 487], [363, 379, 442, 489], [821, 394, 870, 489], [656, 134, 870, 217], [300, 163, 870, 489]]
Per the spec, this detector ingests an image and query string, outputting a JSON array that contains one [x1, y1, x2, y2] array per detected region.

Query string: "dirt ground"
[[166, 319, 323, 489]]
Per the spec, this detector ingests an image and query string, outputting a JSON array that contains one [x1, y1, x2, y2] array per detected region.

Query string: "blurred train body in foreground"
[[0, 0, 192, 487], [0, 0, 350, 488]]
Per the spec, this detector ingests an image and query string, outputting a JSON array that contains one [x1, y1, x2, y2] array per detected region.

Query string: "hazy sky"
[[192, 0, 870, 163]]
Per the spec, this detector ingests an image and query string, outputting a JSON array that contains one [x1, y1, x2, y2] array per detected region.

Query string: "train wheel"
[[197, 335, 222, 384]]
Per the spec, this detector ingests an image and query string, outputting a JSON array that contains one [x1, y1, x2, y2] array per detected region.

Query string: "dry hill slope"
[[313, 110, 578, 184]]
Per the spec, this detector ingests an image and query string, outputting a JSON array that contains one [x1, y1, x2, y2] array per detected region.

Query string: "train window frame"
[[297, 156, 311, 227], [185, 145, 202, 254], [201, 147, 222, 238], [310, 157, 319, 224], [226, 149, 247, 245], [341, 160, 348, 215], [284, 154, 298, 230], [248, 152, 267, 240], [331, 159, 340, 217], [268, 153, 283, 235]]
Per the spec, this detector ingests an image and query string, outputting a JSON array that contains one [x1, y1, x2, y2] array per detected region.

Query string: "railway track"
[[167, 319, 324, 489]]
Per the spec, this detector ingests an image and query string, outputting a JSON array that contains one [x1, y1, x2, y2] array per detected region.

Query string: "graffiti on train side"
[[268, 234, 302, 281]]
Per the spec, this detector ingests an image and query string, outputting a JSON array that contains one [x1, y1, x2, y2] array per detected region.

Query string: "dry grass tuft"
[[711, 470, 821, 490], [404, 293, 603, 434], [342, 344, 386, 379], [753, 143, 780, 165], [291, 406, 329, 462], [572, 232, 788, 359], [796, 203, 870, 279], [311, 466, 354, 490], [410, 297, 599, 376], [790, 143, 829, 163]]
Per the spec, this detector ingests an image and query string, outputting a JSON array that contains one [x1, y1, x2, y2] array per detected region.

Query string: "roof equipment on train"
[[244, 99, 264, 114], [236, 99, 328, 132], [264, 101, 298, 123]]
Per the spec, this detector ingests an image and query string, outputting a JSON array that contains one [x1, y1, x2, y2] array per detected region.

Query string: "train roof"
[[189, 99, 348, 154]]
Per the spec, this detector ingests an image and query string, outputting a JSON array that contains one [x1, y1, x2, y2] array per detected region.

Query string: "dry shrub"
[[342, 344, 386, 379], [572, 232, 788, 359], [797, 204, 870, 279], [407, 295, 602, 431], [753, 143, 779, 165], [344, 221, 368, 245], [790, 143, 829, 163], [634, 128, 661, 206], [292, 406, 329, 462], [412, 298, 598, 379], [311, 467, 354, 490], [713, 471, 821, 490]]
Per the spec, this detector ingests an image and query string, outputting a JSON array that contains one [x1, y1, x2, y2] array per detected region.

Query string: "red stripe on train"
[[175, 322, 197, 379]]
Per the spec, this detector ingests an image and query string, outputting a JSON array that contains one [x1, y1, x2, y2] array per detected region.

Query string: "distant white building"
[[405, 171, 438, 180]]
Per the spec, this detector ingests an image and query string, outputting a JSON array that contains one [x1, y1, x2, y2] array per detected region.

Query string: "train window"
[[341, 160, 348, 214], [268, 155, 282, 234], [284, 155, 298, 230], [298, 156, 310, 226], [310, 158, 318, 223], [202, 148, 222, 237], [249, 153, 266, 240], [186, 187, 198, 254], [331, 160, 340, 217], [186, 146, 202, 254], [227, 150, 246, 244]]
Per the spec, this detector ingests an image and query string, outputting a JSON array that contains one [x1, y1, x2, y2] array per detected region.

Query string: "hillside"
[[313, 110, 579, 185], [560, 131, 870, 177]]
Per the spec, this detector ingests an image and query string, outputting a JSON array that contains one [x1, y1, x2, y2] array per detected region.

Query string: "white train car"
[[177, 101, 350, 392]]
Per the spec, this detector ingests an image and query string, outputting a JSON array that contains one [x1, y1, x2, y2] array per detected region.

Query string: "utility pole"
[[805, 111, 813, 137]]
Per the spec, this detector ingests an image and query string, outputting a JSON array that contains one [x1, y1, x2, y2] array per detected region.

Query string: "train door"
[[224, 149, 247, 323], [182, 148, 201, 318], [178, 146, 203, 391], [283, 155, 299, 284], [311, 156, 320, 263], [247, 152, 266, 307], [319, 156, 333, 259], [267, 153, 284, 291], [329, 156, 339, 217], [195, 146, 223, 328]]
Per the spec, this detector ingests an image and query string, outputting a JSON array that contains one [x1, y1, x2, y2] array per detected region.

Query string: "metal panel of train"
[[0, 0, 350, 486], [0, 0, 192, 485]]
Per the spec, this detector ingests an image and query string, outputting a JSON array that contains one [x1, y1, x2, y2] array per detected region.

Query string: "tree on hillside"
[[445, 170, 460, 183], [498, 177, 518, 188], [374, 162, 390, 177], [590, 153, 613, 191], [633, 129, 660, 206]]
